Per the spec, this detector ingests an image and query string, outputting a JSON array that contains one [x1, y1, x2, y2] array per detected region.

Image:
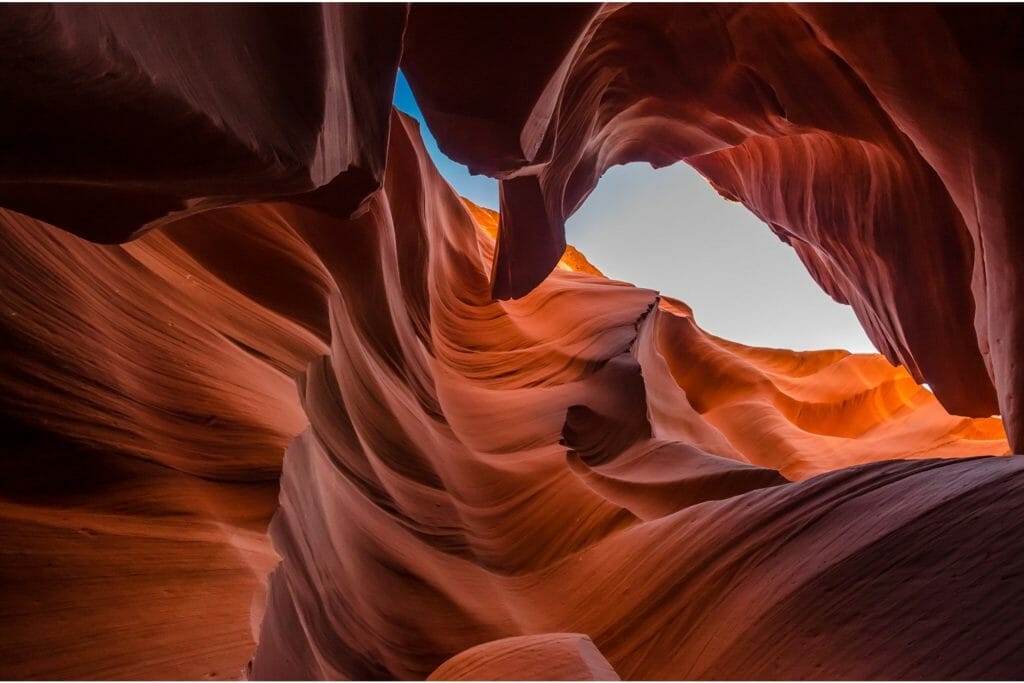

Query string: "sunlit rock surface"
[[0, 3, 1022, 680]]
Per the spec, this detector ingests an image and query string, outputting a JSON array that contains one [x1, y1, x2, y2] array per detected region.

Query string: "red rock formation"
[[402, 3, 1023, 449], [0, 205, 324, 678], [0, 4, 1022, 681], [427, 634, 620, 681], [241, 111, 1021, 681], [0, 4, 405, 241]]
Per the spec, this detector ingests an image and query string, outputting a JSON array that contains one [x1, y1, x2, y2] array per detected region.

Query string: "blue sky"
[[565, 163, 875, 352], [392, 71, 875, 353], [393, 71, 499, 209]]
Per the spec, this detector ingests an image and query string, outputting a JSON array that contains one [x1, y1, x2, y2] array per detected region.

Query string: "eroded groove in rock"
[[243, 113, 1017, 679], [0, 204, 333, 678]]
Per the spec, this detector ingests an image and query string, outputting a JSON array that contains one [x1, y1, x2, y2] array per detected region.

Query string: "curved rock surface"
[[0, 4, 1022, 681], [0, 204, 325, 678], [426, 634, 620, 681], [402, 3, 1023, 449], [0, 4, 405, 241], [243, 113, 1020, 681]]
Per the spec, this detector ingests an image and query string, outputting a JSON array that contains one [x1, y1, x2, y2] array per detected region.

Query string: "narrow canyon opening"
[[396, 70, 876, 355]]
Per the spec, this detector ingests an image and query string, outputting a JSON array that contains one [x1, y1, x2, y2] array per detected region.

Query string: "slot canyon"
[[0, 3, 1022, 680]]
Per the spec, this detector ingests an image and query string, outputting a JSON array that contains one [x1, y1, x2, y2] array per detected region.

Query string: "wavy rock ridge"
[[0, 3, 1022, 680], [403, 4, 1024, 448]]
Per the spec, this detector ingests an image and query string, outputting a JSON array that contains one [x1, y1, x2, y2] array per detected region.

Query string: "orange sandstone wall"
[[0, 4, 1022, 680]]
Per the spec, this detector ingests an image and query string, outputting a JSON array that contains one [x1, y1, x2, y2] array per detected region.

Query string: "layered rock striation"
[[0, 3, 1022, 680]]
